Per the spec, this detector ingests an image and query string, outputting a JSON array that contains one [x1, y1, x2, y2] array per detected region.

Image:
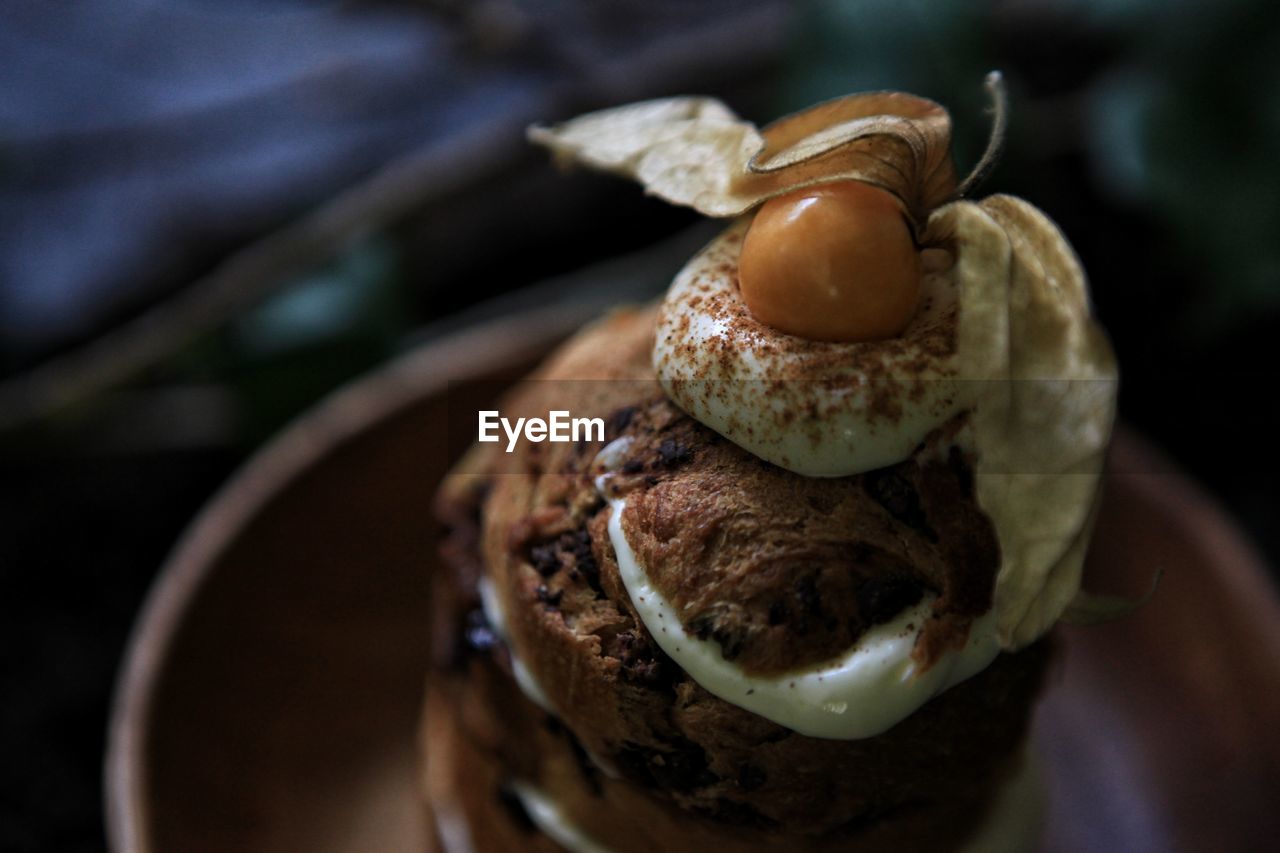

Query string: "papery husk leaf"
[[1061, 568, 1162, 625], [928, 196, 1119, 650], [528, 92, 957, 228]]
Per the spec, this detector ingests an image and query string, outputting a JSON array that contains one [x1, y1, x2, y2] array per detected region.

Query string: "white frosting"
[[654, 221, 970, 477], [510, 782, 612, 853], [432, 793, 477, 853], [598, 481, 999, 740], [478, 577, 557, 714], [592, 433, 634, 471]]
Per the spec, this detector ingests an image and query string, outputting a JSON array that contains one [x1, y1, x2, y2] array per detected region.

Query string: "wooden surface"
[[107, 309, 1280, 852]]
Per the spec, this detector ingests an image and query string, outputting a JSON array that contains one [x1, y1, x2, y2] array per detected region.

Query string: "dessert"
[[423, 75, 1118, 852]]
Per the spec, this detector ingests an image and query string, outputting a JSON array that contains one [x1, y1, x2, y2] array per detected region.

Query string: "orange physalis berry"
[[738, 181, 921, 342]]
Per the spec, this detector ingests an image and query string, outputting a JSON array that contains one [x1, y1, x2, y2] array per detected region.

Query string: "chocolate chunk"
[[694, 798, 778, 829], [528, 528, 601, 595], [463, 608, 499, 654], [563, 729, 605, 796], [689, 615, 746, 661], [806, 493, 837, 514], [535, 584, 563, 609], [792, 574, 824, 633], [767, 600, 788, 626], [625, 659, 666, 685], [606, 405, 637, 438], [855, 577, 925, 625], [530, 542, 560, 577], [795, 575, 822, 615], [615, 738, 718, 792], [864, 468, 938, 542], [737, 764, 767, 792], [565, 528, 600, 586], [657, 437, 693, 467], [613, 629, 672, 688]]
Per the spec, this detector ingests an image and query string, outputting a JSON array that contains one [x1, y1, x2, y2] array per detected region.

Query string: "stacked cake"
[[422, 83, 1117, 852]]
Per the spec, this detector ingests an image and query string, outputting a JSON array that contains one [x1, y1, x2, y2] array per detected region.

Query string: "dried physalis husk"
[[528, 89, 958, 231], [1062, 569, 1161, 625], [925, 196, 1119, 649]]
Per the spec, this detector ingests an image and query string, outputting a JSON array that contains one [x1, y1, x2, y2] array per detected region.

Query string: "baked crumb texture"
[[426, 307, 1048, 852]]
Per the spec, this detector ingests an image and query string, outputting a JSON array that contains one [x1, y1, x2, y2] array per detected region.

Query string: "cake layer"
[[423, 632, 1044, 852], [433, 364, 1050, 834]]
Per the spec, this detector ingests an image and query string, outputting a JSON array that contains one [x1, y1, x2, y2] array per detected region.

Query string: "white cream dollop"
[[654, 219, 970, 478]]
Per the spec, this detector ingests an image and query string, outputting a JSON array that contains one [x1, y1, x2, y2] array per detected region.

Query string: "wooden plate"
[[106, 308, 1280, 852]]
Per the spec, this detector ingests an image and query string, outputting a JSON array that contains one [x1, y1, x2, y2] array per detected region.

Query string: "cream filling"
[[432, 792, 477, 853], [509, 782, 612, 853], [478, 577, 556, 714], [502, 752, 1044, 853], [602, 488, 999, 740]]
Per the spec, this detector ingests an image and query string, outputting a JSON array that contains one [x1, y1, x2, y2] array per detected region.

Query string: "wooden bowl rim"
[[104, 305, 596, 852]]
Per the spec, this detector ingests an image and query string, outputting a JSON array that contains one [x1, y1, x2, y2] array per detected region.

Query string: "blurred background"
[[2, 0, 1277, 849]]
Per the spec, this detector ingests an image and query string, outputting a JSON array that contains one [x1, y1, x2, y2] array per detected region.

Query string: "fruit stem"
[[955, 71, 1009, 199]]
